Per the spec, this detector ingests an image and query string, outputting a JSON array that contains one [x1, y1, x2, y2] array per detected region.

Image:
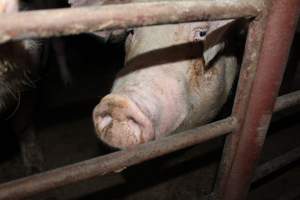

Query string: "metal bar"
[[274, 90, 300, 112], [213, 7, 270, 198], [241, 91, 300, 182], [253, 147, 300, 182], [216, 0, 300, 199], [0, 1, 260, 43], [0, 89, 298, 200], [0, 117, 236, 200]]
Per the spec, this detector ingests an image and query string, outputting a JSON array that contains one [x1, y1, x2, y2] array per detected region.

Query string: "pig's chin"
[[93, 94, 155, 149]]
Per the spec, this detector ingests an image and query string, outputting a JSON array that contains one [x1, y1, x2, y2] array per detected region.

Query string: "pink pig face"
[[93, 20, 238, 149]]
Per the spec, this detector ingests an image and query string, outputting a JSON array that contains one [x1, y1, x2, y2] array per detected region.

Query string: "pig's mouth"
[[93, 94, 155, 149]]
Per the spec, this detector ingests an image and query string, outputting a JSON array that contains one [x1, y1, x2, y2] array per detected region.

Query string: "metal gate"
[[0, 0, 299, 199]]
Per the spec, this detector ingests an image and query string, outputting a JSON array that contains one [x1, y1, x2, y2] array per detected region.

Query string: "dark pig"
[[0, 0, 42, 115], [0, 0, 45, 174]]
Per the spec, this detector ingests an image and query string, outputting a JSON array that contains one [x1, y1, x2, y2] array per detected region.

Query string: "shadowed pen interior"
[[0, 0, 299, 200]]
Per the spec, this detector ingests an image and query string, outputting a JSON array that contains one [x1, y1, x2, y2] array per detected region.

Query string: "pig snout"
[[93, 94, 154, 149]]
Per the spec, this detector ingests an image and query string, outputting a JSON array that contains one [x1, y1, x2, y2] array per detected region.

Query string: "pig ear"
[[0, 0, 19, 13], [203, 19, 235, 66]]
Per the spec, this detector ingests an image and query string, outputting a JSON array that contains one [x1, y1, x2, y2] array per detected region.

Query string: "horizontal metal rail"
[[252, 91, 300, 182], [0, 90, 299, 199], [0, 1, 261, 43], [0, 117, 236, 200], [274, 90, 300, 112], [254, 146, 300, 182]]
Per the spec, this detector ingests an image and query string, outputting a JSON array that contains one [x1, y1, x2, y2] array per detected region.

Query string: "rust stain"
[[188, 58, 205, 88], [106, 100, 128, 110]]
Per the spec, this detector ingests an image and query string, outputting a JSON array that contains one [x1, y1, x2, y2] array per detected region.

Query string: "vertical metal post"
[[214, 0, 300, 199], [213, 8, 270, 199]]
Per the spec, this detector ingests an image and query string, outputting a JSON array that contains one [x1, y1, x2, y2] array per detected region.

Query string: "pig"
[[0, 0, 46, 175], [0, 0, 72, 116], [0, 38, 42, 117], [92, 18, 239, 149], [68, 0, 239, 149], [0, 0, 42, 116]]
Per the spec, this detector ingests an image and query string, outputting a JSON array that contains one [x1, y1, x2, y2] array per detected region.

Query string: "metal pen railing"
[[0, 1, 299, 199]]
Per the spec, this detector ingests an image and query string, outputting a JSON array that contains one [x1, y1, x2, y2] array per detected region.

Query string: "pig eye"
[[194, 30, 207, 40], [192, 27, 208, 42]]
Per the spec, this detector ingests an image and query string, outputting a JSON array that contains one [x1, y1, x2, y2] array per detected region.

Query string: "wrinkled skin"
[[93, 18, 238, 149]]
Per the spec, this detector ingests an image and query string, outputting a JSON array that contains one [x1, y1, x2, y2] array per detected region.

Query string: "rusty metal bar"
[[216, 0, 300, 199], [0, 1, 261, 43], [214, 7, 270, 198], [251, 88, 300, 181], [253, 146, 300, 182], [274, 90, 300, 112], [0, 117, 236, 200], [252, 91, 300, 182]]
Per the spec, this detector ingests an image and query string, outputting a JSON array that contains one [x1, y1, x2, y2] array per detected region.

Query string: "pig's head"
[[93, 19, 236, 149]]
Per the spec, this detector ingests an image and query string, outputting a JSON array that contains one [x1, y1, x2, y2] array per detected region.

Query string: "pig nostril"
[[94, 94, 155, 148], [98, 115, 113, 131]]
